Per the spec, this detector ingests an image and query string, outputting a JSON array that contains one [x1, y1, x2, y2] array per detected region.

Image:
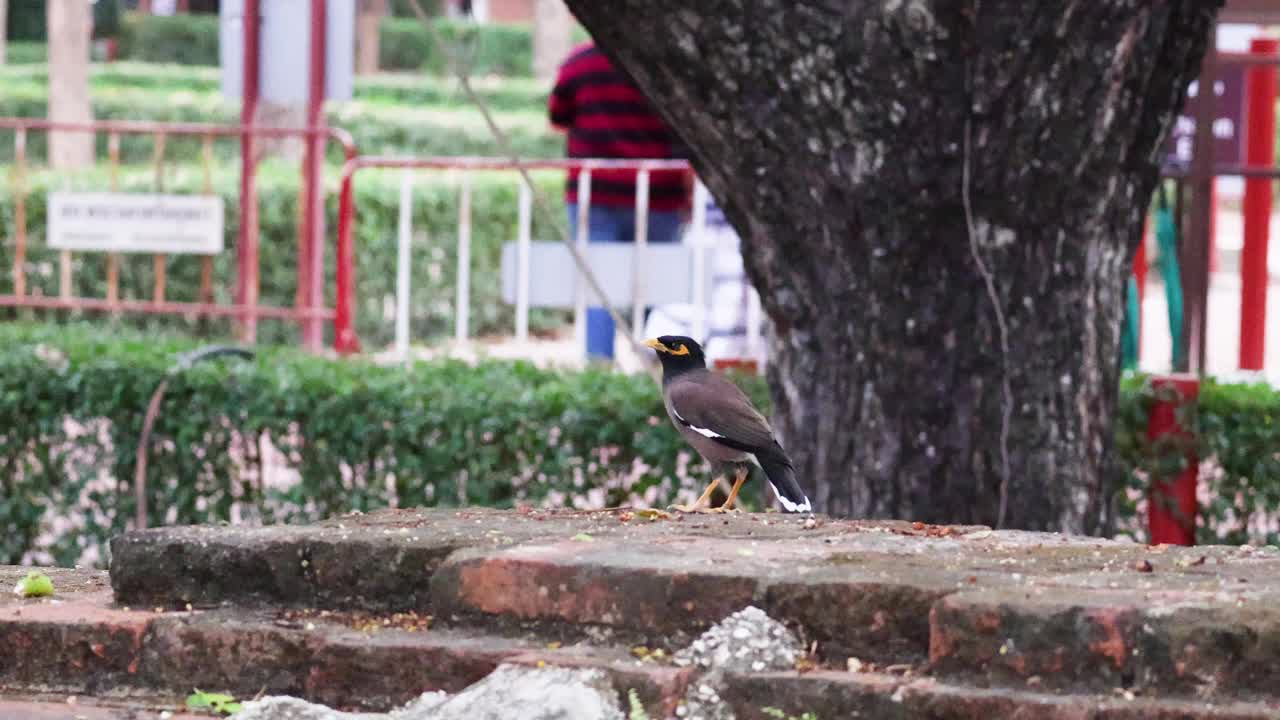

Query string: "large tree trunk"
[[532, 0, 574, 81], [47, 0, 95, 170], [563, 1, 1220, 531]]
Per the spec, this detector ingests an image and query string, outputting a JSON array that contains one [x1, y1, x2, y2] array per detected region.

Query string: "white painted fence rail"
[[380, 156, 762, 366]]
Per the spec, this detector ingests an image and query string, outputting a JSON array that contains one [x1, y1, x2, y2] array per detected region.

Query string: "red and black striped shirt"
[[549, 43, 689, 212]]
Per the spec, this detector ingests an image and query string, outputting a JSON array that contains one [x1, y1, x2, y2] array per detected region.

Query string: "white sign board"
[[501, 241, 702, 308], [47, 192, 225, 255]]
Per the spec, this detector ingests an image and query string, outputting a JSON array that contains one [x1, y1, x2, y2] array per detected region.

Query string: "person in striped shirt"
[[549, 40, 692, 361]]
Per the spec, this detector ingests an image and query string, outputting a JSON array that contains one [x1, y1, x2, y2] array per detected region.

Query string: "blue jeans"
[[567, 203, 683, 360]]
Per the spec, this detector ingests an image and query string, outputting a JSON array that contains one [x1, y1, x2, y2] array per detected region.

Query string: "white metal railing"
[[382, 157, 763, 366]]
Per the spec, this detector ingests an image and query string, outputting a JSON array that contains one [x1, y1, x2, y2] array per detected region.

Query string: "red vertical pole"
[[238, 0, 261, 344], [300, 0, 328, 351], [1135, 220, 1148, 309], [1240, 38, 1278, 371], [334, 167, 361, 354], [1146, 375, 1200, 546], [1138, 218, 1150, 339]]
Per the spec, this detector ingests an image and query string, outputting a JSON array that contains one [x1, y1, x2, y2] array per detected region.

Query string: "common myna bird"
[[645, 335, 812, 513]]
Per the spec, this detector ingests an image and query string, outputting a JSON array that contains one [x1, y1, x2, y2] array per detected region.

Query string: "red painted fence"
[[0, 117, 356, 344]]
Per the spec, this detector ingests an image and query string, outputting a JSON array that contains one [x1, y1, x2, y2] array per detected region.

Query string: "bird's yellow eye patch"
[[645, 338, 691, 356]]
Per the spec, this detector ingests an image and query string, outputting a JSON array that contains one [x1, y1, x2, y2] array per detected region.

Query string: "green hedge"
[[0, 63, 550, 112], [389, 0, 446, 18], [2, 0, 118, 41], [105, 12, 548, 74], [0, 164, 572, 349], [378, 17, 533, 75], [0, 322, 746, 566], [5, 0, 44, 42], [4, 41, 45, 65], [4, 323, 1280, 568], [1113, 373, 1280, 547], [117, 13, 221, 66], [378, 17, 589, 74], [0, 82, 560, 164], [94, 0, 125, 40]]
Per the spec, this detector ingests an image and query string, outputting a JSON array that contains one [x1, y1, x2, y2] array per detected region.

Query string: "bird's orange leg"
[[670, 477, 722, 513], [719, 467, 749, 512]]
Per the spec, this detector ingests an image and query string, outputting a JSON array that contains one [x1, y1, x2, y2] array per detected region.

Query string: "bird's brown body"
[[662, 369, 770, 467], [646, 336, 812, 513]]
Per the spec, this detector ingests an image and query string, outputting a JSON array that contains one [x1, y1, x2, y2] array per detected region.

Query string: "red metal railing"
[[0, 117, 356, 343], [331, 155, 693, 354]]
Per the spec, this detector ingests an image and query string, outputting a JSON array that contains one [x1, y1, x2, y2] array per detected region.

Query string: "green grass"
[[5, 41, 46, 65], [0, 62, 550, 112], [0, 79, 560, 163]]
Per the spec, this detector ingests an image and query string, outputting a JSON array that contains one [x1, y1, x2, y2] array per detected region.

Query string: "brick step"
[[724, 671, 1280, 720], [0, 694, 204, 720], [6, 581, 1278, 720], [99, 509, 1280, 703], [1, 566, 689, 716]]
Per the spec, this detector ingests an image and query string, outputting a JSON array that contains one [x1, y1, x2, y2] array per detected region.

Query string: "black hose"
[[135, 345, 256, 530]]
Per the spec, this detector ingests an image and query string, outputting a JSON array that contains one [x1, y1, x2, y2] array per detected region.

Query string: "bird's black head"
[[645, 335, 707, 377]]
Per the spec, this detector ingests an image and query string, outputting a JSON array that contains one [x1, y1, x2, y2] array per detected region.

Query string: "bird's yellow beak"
[[644, 338, 668, 353]]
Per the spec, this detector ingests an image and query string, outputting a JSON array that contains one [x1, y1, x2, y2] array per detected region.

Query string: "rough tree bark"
[[47, 0, 95, 170], [562, 1, 1221, 531]]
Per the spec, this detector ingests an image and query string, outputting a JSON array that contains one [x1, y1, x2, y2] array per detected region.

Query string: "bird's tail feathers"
[[756, 446, 811, 513]]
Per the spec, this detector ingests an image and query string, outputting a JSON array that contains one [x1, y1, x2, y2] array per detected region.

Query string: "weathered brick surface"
[[929, 586, 1280, 697], [140, 611, 318, 698], [722, 671, 1280, 720], [305, 627, 527, 710], [110, 523, 457, 612], [0, 696, 204, 719], [762, 566, 972, 664], [431, 540, 760, 638], [929, 590, 1147, 691], [0, 592, 150, 693], [1134, 599, 1280, 699], [1, 580, 681, 716], [138, 608, 550, 711], [7, 509, 1280, 715]]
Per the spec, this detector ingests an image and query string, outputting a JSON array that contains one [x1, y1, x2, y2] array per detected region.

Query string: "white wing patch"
[[671, 407, 725, 439]]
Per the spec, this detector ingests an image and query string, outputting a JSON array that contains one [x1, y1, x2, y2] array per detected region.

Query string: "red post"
[[1240, 38, 1278, 371], [1135, 220, 1148, 354], [334, 165, 361, 354], [1135, 220, 1148, 309], [238, 0, 261, 344], [1146, 375, 1200, 546], [300, 0, 328, 351]]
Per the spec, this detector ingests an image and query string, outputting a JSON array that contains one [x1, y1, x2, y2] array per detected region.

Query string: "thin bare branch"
[[407, 0, 661, 378]]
